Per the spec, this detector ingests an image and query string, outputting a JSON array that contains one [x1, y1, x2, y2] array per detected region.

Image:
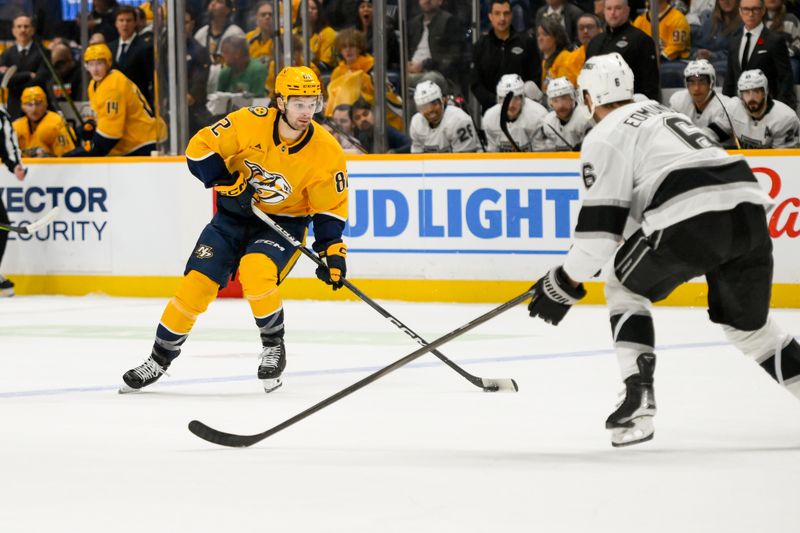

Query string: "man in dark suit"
[[723, 0, 796, 109], [407, 0, 465, 95], [0, 14, 50, 120], [108, 5, 154, 105]]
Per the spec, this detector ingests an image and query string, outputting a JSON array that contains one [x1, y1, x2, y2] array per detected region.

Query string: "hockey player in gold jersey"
[[13, 86, 76, 157], [120, 66, 349, 394], [64, 43, 162, 157]]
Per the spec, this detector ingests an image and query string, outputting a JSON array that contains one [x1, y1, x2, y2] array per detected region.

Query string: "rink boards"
[[2, 151, 799, 306]]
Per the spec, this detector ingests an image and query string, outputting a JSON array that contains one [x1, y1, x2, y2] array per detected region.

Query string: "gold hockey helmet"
[[83, 43, 113, 65]]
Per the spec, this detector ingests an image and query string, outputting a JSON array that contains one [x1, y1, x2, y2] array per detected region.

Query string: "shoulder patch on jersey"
[[582, 163, 597, 189], [248, 106, 269, 117], [245, 159, 293, 204]]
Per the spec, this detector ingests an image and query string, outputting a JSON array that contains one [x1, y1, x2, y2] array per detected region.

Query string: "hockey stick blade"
[[499, 92, 521, 152], [0, 206, 60, 234], [250, 206, 518, 393], [188, 288, 534, 448], [1, 65, 17, 90]]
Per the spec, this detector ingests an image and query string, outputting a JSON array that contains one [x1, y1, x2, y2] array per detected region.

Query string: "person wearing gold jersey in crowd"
[[64, 43, 163, 157], [246, 1, 275, 63], [12, 86, 76, 157], [120, 67, 349, 395], [538, 17, 577, 91]]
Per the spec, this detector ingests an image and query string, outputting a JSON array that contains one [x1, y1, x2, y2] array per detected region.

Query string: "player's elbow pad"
[[186, 152, 237, 188]]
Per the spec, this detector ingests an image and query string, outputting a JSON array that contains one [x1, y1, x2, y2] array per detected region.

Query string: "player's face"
[[22, 99, 47, 122], [488, 3, 512, 34], [282, 96, 318, 130], [506, 94, 523, 120], [85, 59, 110, 81], [686, 76, 711, 105], [550, 94, 574, 121], [420, 99, 444, 127], [741, 88, 767, 115]]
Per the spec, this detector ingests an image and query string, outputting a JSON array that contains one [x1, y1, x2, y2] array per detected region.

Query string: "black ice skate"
[[606, 353, 656, 447], [0, 276, 14, 297], [119, 351, 170, 394], [258, 336, 286, 393]]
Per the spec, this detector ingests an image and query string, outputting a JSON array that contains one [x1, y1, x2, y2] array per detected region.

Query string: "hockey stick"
[[34, 41, 81, 146], [188, 286, 534, 447], [499, 92, 521, 152], [1, 65, 17, 106], [546, 123, 575, 151], [250, 205, 518, 392], [0, 206, 60, 234], [713, 91, 742, 150], [318, 116, 369, 153]]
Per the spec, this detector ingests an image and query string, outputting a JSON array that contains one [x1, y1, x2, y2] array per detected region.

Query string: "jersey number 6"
[[665, 116, 716, 149]]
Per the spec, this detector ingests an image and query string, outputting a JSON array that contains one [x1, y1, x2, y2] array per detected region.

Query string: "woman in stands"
[[537, 17, 575, 92], [691, 0, 741, 78]]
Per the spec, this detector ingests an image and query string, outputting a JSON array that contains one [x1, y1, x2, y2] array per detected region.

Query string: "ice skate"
[[606, 353, 656, 447], [119, 351, 170, 393], [258, 336, 286, 393], [0, 276, 14, 297]]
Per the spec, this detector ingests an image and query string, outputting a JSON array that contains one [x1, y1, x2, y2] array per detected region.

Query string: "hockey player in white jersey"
[[667, 59, 734, 142], [711, 69, 800, 149], [537, 76, 592, 151], [482, 74, 547, 152], [527, 53, 800, 447], [409, 81, 481, 153]]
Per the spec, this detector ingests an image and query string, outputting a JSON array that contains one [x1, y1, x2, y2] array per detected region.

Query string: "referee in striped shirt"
[[1, 106, 27, 297]]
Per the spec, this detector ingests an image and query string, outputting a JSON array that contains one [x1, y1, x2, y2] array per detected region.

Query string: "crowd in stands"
[[1, 0, 800, 157]]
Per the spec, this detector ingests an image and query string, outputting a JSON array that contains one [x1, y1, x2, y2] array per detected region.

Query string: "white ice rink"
[[1, 295, 799, 532]]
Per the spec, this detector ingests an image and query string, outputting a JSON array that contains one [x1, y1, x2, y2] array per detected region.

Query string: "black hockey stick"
[[318, 116, 369, 153], [0, 206, 60, 234], [546, 123, 575, 151], [34, 40, 81, 146], [713, 91, 742, 150], [250, 205, 518, 393], [499, 92, 521, 152], [188, 287, 534, 447]]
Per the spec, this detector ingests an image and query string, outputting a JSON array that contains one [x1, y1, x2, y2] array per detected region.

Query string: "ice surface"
[[1, 295, 799, 532]]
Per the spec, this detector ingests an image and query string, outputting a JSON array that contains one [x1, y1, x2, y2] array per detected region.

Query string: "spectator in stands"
[[216, 35, 267, 96], [109, 5, 154, 105], [354, 0, 400, 69], [686, 0, 716, 25], [351, 97, 411, 153], [324, 103, 366, 153], [266, 33, 323, 97], [246, 1, 274, 65], [85, 0, 119, 43], [764, 0, 800, 80], [723, 0, 796, 108], [470, 0, 541, 113], [195, 0, 245, 65], [406, 0, 465, 95], [64, 43, 162, 157], [667, 59, 733, 140], [13, 86, 75, 157], [691, 0, 741, 82], [303, 0, 338, 72], [49, 42, 83, 105], [326, 0, 360, 30], [633, 0, 691, 86], [533, 0, 585, 45], [409, 80, 480, 153], [325, 28, 404, 130], [185, 8, 212, 135], [586, 0, 660, 100], [563, 13, 603, 77], [537, 17, 576, 90], [89, 32, 107, 44], [0, 14, 50, 120]]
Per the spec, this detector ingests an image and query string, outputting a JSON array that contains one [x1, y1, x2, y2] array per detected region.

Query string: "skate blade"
[[610, 416, 654, 448], [261, 377, 283, 393], [118, 383, 143, 394]]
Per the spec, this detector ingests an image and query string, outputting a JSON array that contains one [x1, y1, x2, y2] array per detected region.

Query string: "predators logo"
[[245, 159, 293, 204]]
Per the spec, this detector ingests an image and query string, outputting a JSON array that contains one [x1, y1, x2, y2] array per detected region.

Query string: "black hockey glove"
[[216, 174, 257, 218], [315, 240, 347, 290], [528, 266, 586, 326]]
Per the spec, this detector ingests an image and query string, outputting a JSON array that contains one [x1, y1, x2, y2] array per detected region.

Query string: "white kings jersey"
[[410, 105, 482, 153], [668, 89, 734, 139], [711, 98, 800, 149], [536, 105, 592, 151], [482, 97, 548, 152], [563, 100, 773, 283]]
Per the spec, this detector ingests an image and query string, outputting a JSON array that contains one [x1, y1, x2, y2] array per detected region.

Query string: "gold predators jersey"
[[246, 29, 273, 63], [633, 7, 690, 60], [186, 106, 348, 222], [13, 110, 76, 157], [89, 69, 164, 156]]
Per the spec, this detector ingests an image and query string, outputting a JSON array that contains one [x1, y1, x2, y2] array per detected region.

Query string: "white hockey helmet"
[[496, 73, 525, 103], [737, 69, 769, 96], [577, 52, 634, 114], [414, 80, 443, 107], [546, 76, 576, 102], [683, 59, 716, 88]]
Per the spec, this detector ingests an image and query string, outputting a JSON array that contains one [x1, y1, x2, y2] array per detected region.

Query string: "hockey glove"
[[528, 266, 586, 326], [216, 173, 256, 218], [315, 240, 347, 290]]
